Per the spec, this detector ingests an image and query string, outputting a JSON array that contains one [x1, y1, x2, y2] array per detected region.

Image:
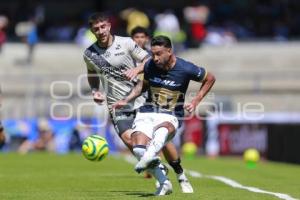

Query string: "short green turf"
[[0, 153, 299, 200]]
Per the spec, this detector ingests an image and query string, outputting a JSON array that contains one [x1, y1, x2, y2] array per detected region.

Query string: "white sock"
[[143, 127, 169, 159], [148, 166, 168, 185], [133, 145, 146, 161], [133, 145, 167, 184], [177, 172, 188, 181]]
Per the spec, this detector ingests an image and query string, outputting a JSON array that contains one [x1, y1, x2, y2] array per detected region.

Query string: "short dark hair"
[[131, 26, 149, 37], [151, 35, 172, 48], [88, 12, 110, 27]]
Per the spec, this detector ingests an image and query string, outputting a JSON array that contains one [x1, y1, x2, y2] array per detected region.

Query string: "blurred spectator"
[[131, 26, 150, 52], [26, 19, 39, 63], [183, 4, 210, 47], [69, 124, 90, 151], [120, 8, 150, 36], [75, 26, 96, 48], [45, 22, 75, 42], [13, 1, 44, 64], [0, 122, 5, 150], [15, 19, 38, 64], [204, 27, 236, 46], [0, 15, 8, 53], [153, 10, 186, 52], [18, 119, 54, 154], [273, 20, 289, 41], [183, 115, 204, 149]]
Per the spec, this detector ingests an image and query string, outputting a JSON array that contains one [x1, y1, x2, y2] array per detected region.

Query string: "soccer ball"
[[243, 148, 260, 169], [182, 142, 198, 159], [243, 148, 260, 163], [82, 135, 109, 161]]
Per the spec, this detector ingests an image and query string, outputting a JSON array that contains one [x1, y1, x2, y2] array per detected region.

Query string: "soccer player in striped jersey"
[[84, 13, 182, 193]]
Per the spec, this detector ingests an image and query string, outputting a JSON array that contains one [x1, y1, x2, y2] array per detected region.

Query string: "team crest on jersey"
[[103, 51, 111, 58], [115, 44, 121, 50]]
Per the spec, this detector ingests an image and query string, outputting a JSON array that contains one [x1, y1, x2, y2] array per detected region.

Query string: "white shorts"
[[132, 112, 179, 139]]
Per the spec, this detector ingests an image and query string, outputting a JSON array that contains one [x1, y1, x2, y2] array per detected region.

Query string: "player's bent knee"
[[155, 122, 176, 134], [131, 131, 150, 146], [120, 129, 133, 147]]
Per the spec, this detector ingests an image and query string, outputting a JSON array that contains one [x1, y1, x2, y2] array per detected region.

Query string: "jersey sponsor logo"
[[90, 52, 98, 57], [150, 77, 181, 87], [114, 52, 125, 56]]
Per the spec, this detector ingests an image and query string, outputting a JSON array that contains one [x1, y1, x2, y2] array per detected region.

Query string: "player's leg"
[[131, 112, 172, 195], [119, 129, 133, 153], [112, 110, 168, 175], [110, 110, 136, 153], [131, 130, 172, 195], [162, 143, 194, 193], [136, 119, 177, 172]]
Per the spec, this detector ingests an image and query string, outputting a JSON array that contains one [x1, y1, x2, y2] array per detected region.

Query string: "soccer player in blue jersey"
[[131, 26, 195, 192], [113, 35, 215, 195]]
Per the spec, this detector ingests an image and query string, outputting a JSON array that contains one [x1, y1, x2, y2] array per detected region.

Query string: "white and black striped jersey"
[[83, 35, 149, 110]]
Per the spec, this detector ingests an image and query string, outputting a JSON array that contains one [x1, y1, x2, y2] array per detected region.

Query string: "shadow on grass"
[[110, 190, 154, 197]]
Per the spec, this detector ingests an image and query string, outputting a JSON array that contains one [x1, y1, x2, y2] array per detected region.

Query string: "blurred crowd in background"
[[0, 0, 300, 52]]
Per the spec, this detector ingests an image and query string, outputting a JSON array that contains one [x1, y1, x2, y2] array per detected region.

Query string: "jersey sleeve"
[[83, 50, 95, 71], [143, 60, 151, 81], [186, 61, 207, 82], [127, 38, 149, 62]]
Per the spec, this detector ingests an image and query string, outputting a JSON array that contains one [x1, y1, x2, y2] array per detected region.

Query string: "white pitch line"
[[185, 170, 298, 200], [122, 155, 298, 200]]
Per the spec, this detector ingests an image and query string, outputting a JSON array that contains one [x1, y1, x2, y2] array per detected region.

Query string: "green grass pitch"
[[0, 153, 299, 200]]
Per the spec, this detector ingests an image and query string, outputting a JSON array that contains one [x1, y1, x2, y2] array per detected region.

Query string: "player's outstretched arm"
[[184, 72, 216, 113], [123, 56, 150, 81], [112, 79, 148, 109], [87, 69, 105, 104]]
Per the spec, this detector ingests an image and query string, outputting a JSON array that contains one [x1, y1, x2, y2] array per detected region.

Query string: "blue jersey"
[[139, 57, 207, 120]]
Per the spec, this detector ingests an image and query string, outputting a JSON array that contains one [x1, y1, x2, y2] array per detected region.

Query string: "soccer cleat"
[[154, 180, 173, 196], [155, 163, 169, 189], [135, 156, 160, 173], [177, 173, 194, 193]]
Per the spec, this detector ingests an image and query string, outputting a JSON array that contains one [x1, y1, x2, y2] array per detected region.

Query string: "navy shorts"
[[109, 109, 136, 136]]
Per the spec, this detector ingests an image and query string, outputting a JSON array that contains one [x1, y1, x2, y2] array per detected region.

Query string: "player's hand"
[[123, 68, 139, 81], [92, 91, 105, 105], [184, 100, 198, 113], [111, 99, 128, 110]]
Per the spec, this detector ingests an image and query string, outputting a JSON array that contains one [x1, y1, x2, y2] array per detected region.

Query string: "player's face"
[[132, 33, 148, 49], [151, 45, 172, 69], [91, 20, 111, 44]]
